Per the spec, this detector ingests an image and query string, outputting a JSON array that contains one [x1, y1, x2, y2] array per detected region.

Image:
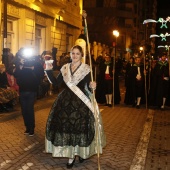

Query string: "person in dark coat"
[[95, 54, 106, 104], [149, 53, 169, 109], [96, 54, 121, 106], [103, 54, 114, 106], [125, 56, 145, 108], [14, 48, 44, 136], [124, 57, 134, 104]]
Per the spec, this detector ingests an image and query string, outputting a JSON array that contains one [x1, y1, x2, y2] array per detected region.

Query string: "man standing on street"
[[128, 56, 145, 108], [14, 48, 44, 136], [149, 53, 169, 110]]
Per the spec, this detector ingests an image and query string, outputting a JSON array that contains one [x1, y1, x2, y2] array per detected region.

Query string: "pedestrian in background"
[[149, 53, 169, 109], [95, 53, 106, 104], [103, 54, 114, 107], [124, 57, 134, 105], [14, 48, 44, 136], [44, 45, 106, 169], [96, 54, 121, 106], [128, 56, 145, 108]]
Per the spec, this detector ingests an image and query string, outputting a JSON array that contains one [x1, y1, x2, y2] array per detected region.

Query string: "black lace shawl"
[[46, 72, 95, 147]]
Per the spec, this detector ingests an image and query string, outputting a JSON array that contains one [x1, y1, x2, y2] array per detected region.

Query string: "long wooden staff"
[[113, 46, 115, 108], [148, 53, 151, 93], [82, 10, 101, 170], [143, 46, 148, 109]]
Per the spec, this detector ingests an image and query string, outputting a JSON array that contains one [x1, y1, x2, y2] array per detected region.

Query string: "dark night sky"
[[157, 0, 170, 17]]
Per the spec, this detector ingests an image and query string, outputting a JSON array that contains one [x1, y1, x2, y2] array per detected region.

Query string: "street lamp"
[[139, 46, 144, 58], [139, 47, 143, 51], [112, 30, 119, 107], [113, 30, 119, 38]]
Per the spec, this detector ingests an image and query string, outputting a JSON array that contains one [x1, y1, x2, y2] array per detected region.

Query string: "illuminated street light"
[[139, 47, 144, 55], [113, 30, 119, 38], [139, 47, 143, 51], [113, 30, 119, 58], [112, 30, 119, 59], [112, 30, 119, 108]]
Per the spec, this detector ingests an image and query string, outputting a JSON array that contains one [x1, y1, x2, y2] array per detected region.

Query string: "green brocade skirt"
[[45, 89, 106, 158]]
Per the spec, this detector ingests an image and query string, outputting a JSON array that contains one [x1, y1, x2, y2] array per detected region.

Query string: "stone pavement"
[[144, 108, 170, 170], [0, 94, 170, 170]]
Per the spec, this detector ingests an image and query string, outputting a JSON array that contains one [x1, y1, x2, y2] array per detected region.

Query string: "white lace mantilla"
[[60, 63, 90, 85], [60, 63, 95, 112]]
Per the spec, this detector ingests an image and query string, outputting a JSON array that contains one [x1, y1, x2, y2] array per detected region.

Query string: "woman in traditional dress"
[[45, 45, 106, 169]]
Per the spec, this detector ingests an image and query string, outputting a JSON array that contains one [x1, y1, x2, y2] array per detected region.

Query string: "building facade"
[[83, 0, 157, 60], [0, 0, 83, 61]]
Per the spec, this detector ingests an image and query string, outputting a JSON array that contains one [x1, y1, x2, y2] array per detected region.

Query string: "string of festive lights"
[[143, 17, 170, 28], [143, 17, 170, 51], [150, 33, 170, 41], [158, 45, 170, 50]]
